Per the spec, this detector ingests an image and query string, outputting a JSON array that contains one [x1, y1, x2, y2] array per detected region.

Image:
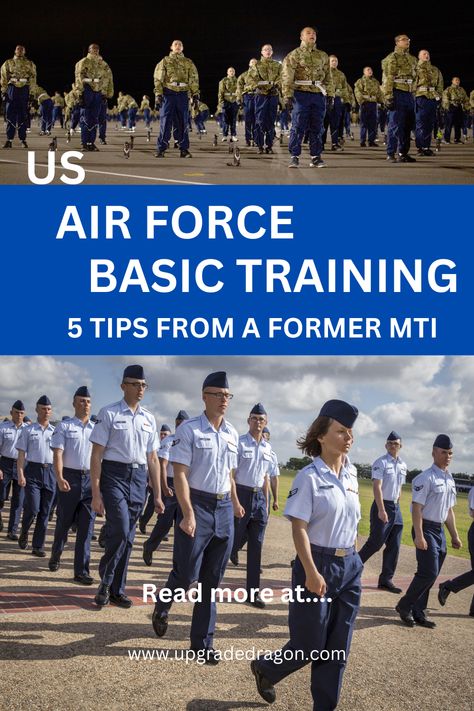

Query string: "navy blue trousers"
[[51, 468, 95, 576], [157, 89, 190, 151], [243, 93, 256, 143], [99, 460, 147, 596], [231, 486, 267, 591], [360, 103, 377, 144], [70, 106, 81, 130], [80, 84, 102, 144], [445, 521, 474, 613], [398, 521, 446, 619], [5, 84, 29, 140], [143, 108, 151, 127], [128, 107, 137, 129], [258, 547, 363, 711], [0, 456, 25, 534], [254, 94, 278, 149], [378, 106, 387, 133], [154, 489, 234, 649], [98, 97, 107, 140], [222, 100, 238, 138], [415, 97, 437, 149], [358, 500, 403, 585], [444, 106, 464, 142], [40, 99, 53, 133], [387, 89, 415, 156], [329, 96, 343, 146], [52, 106, 63, 127], [289, 91, 326, 158], [145, 477, 178, 553], [194, 109, 209, 132], [140, 485, 156, 528], [21, 462, 56, 550]]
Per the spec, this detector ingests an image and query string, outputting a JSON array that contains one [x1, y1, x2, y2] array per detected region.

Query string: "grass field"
[[271, 469, 472, 560]]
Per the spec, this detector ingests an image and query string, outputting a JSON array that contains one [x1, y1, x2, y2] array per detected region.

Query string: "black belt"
[[103, 459, 144, 470], [311, 544, 356, 558], [190, 487, 231, 501], [236, 484, 263, 493], [64, 466, 89, 476], [422, 519, 443, 530], [27, 461, 52, 468]]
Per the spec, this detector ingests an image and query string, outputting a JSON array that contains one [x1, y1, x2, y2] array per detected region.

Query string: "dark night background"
[[2, 1, 473, 108]]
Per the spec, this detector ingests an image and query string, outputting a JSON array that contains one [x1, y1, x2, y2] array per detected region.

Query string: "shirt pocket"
[[194, 437, 213, 449], [112, 422, 129, 430]]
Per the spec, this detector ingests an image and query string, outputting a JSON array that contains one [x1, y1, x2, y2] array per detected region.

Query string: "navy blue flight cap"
[[202, 371, 229, 389], [74, 386, 91, 398], [319, 399, 358, 428], [24, 416, 32, 423], [176, 410, 189, 421], [123, 364, 145, 380], [160, 423, 171, 433], [387, 431, 401, 441], [12, 400, 25, 411], [36, 395, 51, 406], [433, 434, 453, 449], [262, 427, 270, 435], [90, 414, 98, 423], [250, 402, 267, 415]]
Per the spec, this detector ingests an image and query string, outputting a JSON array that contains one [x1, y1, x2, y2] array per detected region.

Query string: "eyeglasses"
[[250, 416, 266, 423], [123, 381, 148, 389], [203, 391, 234, 400]]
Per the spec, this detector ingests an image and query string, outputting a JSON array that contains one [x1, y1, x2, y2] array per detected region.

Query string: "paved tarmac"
[[0, 502, 473, 711], [0, 122, 473, 185]]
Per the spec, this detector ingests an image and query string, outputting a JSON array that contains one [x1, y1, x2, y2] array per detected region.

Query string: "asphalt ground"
[[0, 121, 473, 185], [1, 502, 473, 711]]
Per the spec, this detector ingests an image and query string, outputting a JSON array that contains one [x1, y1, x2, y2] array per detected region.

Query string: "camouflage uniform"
[[218, 75, 239, 138], [52, 92, 65, 128], [354, 75, 384, 145], [442, 83, 469, 143], [74, 51, 114, 148], [327, 66, 349, 148], [0, 52, 37, 143], [65, 84, 82, 130], [153, 51, 199, 154], [193, 101, 209, 133], [342, 84, 355, 138], [140, 97, 152, 128], [35, 86, 54, 134], [415, 61, 443, 153], [247, 57, 282, 152], [237, 68, 256, 144], [282, 41, 334, 160], [382, 47, 417, 158]]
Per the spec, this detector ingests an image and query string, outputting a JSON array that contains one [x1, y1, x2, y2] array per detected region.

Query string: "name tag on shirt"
[[319, 484, 334, 490]]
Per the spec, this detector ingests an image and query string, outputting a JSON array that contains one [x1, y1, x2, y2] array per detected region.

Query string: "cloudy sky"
[[1, 356, 473, 475]]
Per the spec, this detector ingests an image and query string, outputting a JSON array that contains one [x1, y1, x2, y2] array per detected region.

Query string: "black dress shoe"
[[0, 513, 3, 532], [438, 582, 451, 606], [250, 594, 266, 609], [378, 582, 402, 594], [109, 593, 132, 609], [152, 610, 168, 637], [7, 532, 19, 541], [48, 556, 60, 571], [74, 574, 94, 586], [32, 548, 46, 557], [94, 583, 110, 606], [395, 603, 415, 627], [230, 552, 239, 566], [98, 525, 106, 548], [143, 542, 153, 567], [18, 531, 28, 549], [163, 535, 169, 542], [251, 660, 276, 704], [414, 617, 436, 628], [190, 648, 221, 665]]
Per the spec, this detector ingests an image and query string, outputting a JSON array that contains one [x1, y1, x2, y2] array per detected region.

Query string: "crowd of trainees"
[[2, 29, 473, 161], [1, 365, 473, 710]]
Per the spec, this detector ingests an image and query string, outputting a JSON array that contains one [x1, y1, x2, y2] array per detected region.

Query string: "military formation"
[[2, 30, 473, 163], [1, 365, 473, 709]]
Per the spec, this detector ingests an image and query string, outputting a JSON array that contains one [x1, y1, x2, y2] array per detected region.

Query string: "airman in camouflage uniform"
[[282, 26, 334, 168], [342, 83, 355, 140], [193, 100, 209, 133], [327, 55, 348, 150], [65, 83, 82, 132], [35, 86, 54, 135], [354, 67, 384, 146], [75, 43, 114, 151], [218, 67, 239, 141], [140, 95, 152, 128], [382, 34, 418, 163], [154, 39, 199, 158], [1, 45, 37, 149], [237, 58, 258, 146], [442, 77, 469, 143], [247, 45, 282, 154], [52, 91, 65, 128], [415, 50, 443, 156]]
